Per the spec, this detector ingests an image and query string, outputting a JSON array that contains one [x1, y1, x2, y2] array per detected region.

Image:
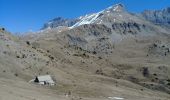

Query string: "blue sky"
[[0, 0, 170, 33]]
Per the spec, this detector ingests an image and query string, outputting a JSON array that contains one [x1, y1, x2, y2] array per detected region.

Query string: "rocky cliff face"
[[142, 7, 170, 27]]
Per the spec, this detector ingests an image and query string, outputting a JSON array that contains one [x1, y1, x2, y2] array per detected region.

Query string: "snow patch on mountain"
[[70, 3, 124, 28], [71, 12, 102, 28]]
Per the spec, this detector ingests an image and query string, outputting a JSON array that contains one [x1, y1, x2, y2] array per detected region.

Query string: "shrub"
[[92, 51, 97, 55], [26, 41, 30, 45], [48, 55, 54, 60], [143, 67, 149, 77], [95, 68, 104, 75], [98, 56, 102, 59], [153, 73, 157, 76], [167, 83, 170, 86], [16, 55, 20, 58], [14, 73, 18, 77]]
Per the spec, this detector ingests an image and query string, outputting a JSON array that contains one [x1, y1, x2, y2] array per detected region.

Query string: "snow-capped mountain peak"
[[70, 3, 125, 28], [106, 3, 124, 12], [41, 3, 126, 29]]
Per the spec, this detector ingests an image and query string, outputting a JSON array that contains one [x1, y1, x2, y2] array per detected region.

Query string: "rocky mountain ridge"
[[42, 17, 79, 29], [42, 4, 170, 30], [142, 7, 170, 27]]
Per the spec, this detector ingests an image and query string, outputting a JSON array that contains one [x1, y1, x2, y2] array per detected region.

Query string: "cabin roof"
[[37, 75, 55, 83]]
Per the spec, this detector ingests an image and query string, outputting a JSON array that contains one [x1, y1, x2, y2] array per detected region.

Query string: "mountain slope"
[[22, 3, 170, 98], [1, 3, 170, 100], [51, 4, 168, 56], [1, 26, 169, 100]]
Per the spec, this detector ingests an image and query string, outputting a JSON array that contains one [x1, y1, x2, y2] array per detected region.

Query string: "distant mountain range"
[[42, 17, 79, 29], [141, 7, 170, 27], [42, 4, 170, 30]]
